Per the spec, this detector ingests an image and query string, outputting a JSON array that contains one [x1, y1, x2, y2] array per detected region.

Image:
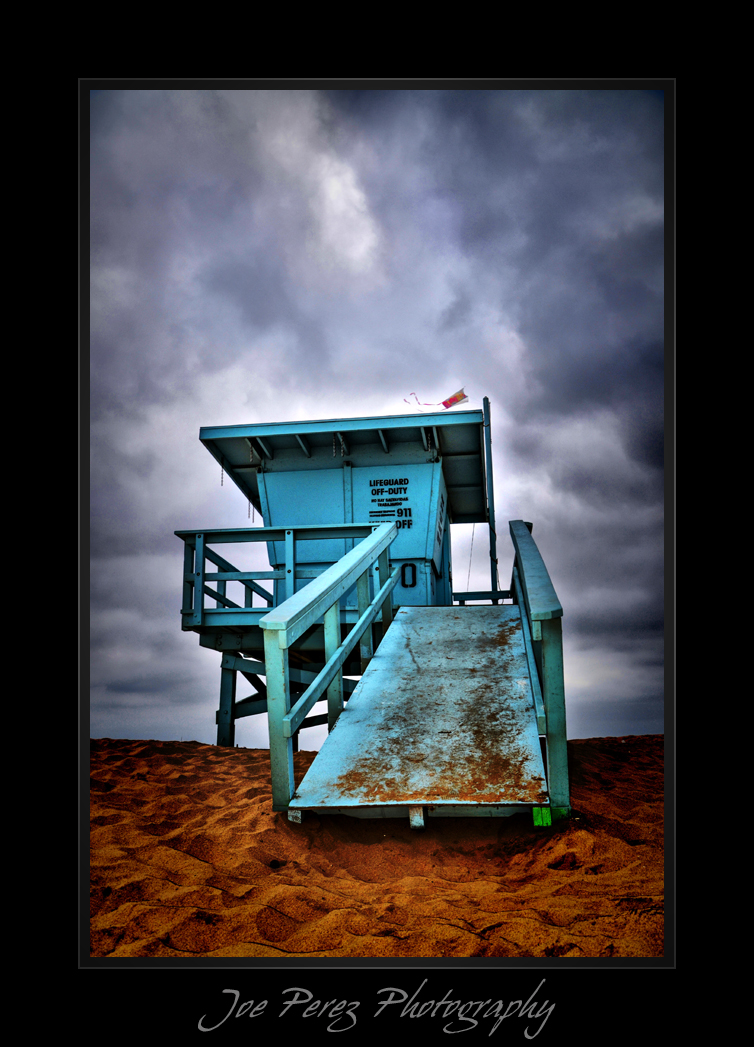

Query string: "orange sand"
[[89, 736, 664, 958]]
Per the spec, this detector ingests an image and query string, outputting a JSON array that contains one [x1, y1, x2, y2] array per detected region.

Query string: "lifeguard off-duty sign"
[[356, 465, 447, 563]]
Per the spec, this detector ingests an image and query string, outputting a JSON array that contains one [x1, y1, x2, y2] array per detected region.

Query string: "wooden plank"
[[541, 616, 569, 812], [205, 571, 284, 581], [265, 641, 294, 809], [181, 542, 194, 616], [453, 590, 511, 603], [285, 529, 295, 601], [290, 605, 548, 812], [356, 570, 373, 671], [175, 524, 377, 544], [217, 663, 236, 746], [324, 603, 343, 732], [190, 532, 205, 627], [512, 566, 546, 734]]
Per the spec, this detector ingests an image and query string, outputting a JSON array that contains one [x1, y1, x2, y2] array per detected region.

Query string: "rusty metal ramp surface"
[[289, 605, 548, 816]]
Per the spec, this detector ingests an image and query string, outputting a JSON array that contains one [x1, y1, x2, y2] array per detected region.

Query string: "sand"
[[89, 735, 664, 959]]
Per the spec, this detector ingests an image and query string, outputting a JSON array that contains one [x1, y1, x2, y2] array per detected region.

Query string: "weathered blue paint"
[[512, 565, 546, 735], [509, 520, 563, 621], [287, 604, 548, 818], [508, 521, 570, 821], [541, 616, 569, 812], [174, 403, 570, 826], [409, 807, 425, 830], [198, 408, 489, 613], [217, 660, 236, 747]]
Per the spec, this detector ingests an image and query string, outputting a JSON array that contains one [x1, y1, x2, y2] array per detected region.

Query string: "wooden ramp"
[[288, 605, 549, 823]]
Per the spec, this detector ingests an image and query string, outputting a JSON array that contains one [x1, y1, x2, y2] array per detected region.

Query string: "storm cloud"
[[88, 86, 667, 747]]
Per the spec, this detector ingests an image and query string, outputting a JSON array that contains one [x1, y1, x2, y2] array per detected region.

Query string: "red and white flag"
[[404, 388, 469, 410], [441, 388, 469, 409]]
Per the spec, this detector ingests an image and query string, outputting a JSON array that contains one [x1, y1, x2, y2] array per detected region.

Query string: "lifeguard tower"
[[175, 398, 569, 827]]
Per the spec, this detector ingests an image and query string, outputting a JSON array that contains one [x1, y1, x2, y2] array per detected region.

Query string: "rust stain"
[[330, 688, 547, 806], [319, 607, 547, 808], [332, 748, 547, 806], [472, 618, 521, 652]]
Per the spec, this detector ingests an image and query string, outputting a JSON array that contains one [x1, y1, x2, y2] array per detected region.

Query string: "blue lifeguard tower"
[[175, 398, 569, 827]]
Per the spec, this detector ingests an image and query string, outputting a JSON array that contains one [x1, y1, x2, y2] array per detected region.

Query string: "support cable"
[[467, 523, 476, 591]]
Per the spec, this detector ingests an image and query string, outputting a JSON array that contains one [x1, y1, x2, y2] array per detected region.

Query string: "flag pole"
[[483, 396, 499, 602]]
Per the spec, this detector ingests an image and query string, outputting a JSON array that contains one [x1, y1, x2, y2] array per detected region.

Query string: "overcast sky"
[[88, 85, 667, 749]]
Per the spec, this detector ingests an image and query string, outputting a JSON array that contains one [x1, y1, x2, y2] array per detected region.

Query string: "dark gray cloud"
[[89, 86, 667, 746]]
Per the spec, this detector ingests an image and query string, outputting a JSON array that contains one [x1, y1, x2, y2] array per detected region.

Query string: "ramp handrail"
[[509, 520, 563, 621], [509, 520, 569, 817], [260, 522, 400, 810]]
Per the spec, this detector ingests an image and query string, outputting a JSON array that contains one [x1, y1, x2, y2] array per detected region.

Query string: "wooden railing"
[[175, 524, 388, 628], [259, 522, 400, 810]]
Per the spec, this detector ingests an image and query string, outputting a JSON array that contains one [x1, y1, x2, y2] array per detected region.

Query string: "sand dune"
[[89, 736, 663, 958]]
